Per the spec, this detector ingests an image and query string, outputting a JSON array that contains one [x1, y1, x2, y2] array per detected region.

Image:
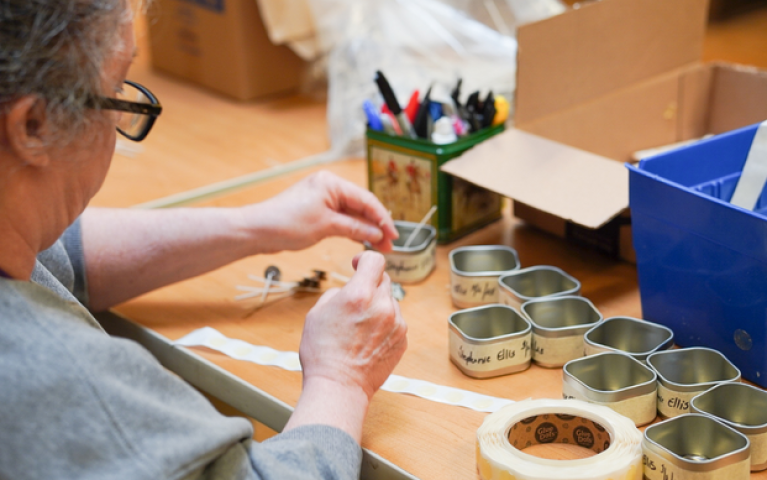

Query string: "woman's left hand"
[[239, 170, 398, 254]]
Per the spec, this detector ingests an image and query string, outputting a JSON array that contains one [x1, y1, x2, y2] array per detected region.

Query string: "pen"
[[363, 99, 383, 131], [465, 90, 482, 132], [379, 113, 398, 135], [451, 78, 462, 111], [405, 90, 420, 124], [413, 85, 432, 139], [482, 91, 496, 129], [493, 96, 510, 125], [374, 70, 417, 139], [428, 100, 443, 122]]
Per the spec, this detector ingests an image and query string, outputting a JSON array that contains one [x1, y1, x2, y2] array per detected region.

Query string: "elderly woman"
[[0, 1, 408, 479]]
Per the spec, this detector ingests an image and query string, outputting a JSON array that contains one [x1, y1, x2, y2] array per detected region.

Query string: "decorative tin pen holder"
[[381, 220, 437, 284], [691, 382, 767, 471], [647, 347, 741, 419], [521, 296, 602, 368], [449, 245, 520, 309], [642, 414, 750, 480], [563, 352, 657, 426], [448, 304, 532, 378], [497, 265, 580, 311], [583, 316, 674, 363]]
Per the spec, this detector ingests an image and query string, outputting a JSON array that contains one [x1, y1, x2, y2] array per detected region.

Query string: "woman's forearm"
[[81, 206, 261, 311]]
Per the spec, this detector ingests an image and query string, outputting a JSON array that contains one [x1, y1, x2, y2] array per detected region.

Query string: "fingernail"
[[367, 226, 383, 242]]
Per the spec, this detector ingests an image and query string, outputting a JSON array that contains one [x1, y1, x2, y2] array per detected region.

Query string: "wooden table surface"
[[90, 7, 767, 479]]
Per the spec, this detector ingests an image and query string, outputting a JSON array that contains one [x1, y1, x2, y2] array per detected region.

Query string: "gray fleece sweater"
[[0, 221, 362, 480]]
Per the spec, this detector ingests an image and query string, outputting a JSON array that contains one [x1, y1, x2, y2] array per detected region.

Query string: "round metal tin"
[[691, 382, 767, 471], [647, 347, 741, 418], [642, 414, 750, 480], [497, 265, 580, 311], [449, 245, 520, 309], [563, 352, 658, 426], [382, 220, 437, 284], [448, 304, 532, 378], [521, 296, 603, 368], [584, 316, 674, 363]]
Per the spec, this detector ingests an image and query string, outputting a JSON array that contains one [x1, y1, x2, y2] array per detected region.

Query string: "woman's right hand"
[[298, 251, 408, 401]]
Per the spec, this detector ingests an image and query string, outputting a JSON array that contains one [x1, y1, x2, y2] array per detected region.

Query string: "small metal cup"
[[448, 304, 532, 378], [449, 245, 520, 309], [497, 266, 580, 311], [691, 382, 767, 471], [584, 316, 674, 363], [381, 220, 437, 284], [647, 347, 741, 419], [563, 352, 657, 426], [643, 414, 750, 480], [521, 296, 602, 368]]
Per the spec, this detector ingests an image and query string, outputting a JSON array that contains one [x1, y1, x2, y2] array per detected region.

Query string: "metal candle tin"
[[583, 316, 674, 363], [448, 304, 532, 378], [521, 296, 602, 368], [642, 414, 750, 480], [449, 245, 520, 308], [382, 220, 437, 284], [497, 265, 580, 311], [563, 352, 658, 426], [691, 382, 767, 471], [647, 347, 741, 419]]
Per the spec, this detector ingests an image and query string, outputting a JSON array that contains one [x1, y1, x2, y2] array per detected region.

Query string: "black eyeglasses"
[[86, 80, 162, 142]]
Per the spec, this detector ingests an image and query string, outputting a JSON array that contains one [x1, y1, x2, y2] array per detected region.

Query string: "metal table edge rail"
[[97, 311, 419, 480]]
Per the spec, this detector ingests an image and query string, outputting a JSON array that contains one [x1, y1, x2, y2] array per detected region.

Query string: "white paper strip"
[[730, 120, 767, 210], [175, 327, 514, 413]]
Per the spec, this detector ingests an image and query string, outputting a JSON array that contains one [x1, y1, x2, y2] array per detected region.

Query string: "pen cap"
[[432, 116, 458, 144]]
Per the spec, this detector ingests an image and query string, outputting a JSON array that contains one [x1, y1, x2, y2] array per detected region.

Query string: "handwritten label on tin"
[[643, 448, 749, 480], [384, 242, 436, 283], [532, 334, 585, 367], [449, 330, 531, 374], [450, 273, 499, 307], [499, 289, 523, 311], [656, 383, 696, 418]]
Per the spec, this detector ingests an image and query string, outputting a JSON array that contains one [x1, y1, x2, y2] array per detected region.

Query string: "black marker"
[[413, 85, 432, 139], [374, 70, 417, 139]]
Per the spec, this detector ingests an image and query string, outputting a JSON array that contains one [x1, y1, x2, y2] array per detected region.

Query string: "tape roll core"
[[477, 399, 643, 480]]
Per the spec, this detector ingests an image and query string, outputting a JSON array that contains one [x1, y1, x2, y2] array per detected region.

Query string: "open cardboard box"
[[441, 0, 767, 262]]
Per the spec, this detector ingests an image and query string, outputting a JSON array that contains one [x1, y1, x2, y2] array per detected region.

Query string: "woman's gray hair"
[[0, 0, 128, 134]]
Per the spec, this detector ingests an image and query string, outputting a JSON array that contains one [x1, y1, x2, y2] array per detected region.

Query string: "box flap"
[[516, 0, 708, 125], [708, 63, 767, 135], [440, 128, 628, 229]]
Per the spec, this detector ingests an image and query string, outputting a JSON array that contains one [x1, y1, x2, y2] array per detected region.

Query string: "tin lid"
[[391, 220, 437, 253], [564, 352, 657, 403], [643, 414, 750, 471], [448, 304, 532, 345], [691, 382, 767, 435], [449, 245, 520, 277], [521, 296, 603, 338], [498, 265, 581, 302], [647, 347, 742, 392], [584, 316, 674, 361]]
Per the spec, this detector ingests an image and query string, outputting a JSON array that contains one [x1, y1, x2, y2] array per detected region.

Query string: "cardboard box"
[[366, 125, 505, 244], [147, 0, 306, 100], [628, 122, 767, 386], [441, 0, 767, 261]]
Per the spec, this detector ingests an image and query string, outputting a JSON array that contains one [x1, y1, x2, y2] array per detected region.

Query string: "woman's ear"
[[3, 96, 52, 167]]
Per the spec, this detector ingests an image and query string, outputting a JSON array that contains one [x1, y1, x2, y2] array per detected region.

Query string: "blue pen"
[[363, 99, 383, 131], [429, 101, 443, 121]]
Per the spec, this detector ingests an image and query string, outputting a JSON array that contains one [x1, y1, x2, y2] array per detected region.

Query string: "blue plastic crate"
[[628, 122, 767, 387]]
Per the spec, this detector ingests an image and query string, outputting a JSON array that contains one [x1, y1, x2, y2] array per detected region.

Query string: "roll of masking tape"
[[477, 399, 643, 480]]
